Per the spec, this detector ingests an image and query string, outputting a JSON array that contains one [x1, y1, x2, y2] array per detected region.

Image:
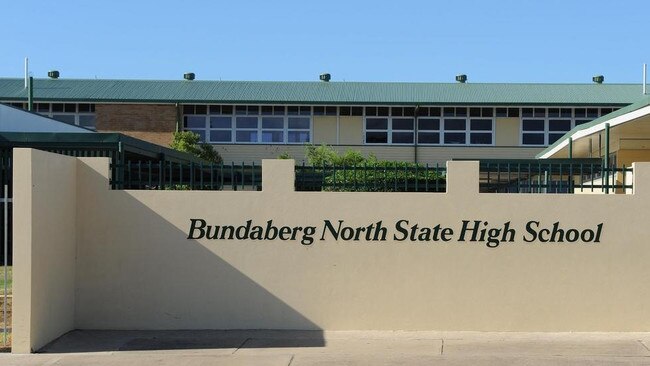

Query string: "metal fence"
[[479, 160, 633, 194], [111, 161, 262, 191], [295, 163, 447, 192]]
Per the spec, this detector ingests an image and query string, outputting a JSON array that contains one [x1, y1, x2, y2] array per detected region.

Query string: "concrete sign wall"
[[12, 148, 650, 353]]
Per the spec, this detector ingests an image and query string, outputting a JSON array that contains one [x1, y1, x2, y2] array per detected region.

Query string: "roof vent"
[[455, 74, 467, 83], [184, 72, 195, 81], [319, 73, 331, 82], [593, 75, 604, 84], [47, 70, 60, 79]]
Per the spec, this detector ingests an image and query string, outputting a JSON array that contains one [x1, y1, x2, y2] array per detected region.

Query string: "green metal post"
[[28, 77, 34, 111], [568, 137, 573, 159]]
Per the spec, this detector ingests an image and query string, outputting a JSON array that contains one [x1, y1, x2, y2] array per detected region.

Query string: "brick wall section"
[[95, 104, 177, 147]]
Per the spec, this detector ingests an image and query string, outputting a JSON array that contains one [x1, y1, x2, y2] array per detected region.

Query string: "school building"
[[1, 75, 648, 165]]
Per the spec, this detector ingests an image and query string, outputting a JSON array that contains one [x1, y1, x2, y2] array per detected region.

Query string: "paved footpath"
[[3, 330, 650, 365]]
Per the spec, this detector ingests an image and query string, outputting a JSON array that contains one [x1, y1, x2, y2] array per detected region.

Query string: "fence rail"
[[295, 163, 447, 192], [111, 161, 262, 190], [479, 161, 633, 194]]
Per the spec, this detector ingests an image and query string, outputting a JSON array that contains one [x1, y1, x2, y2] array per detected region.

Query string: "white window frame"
[[182, 104, 313, 145]]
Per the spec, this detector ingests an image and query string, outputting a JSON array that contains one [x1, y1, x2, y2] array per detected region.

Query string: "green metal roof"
[[0, 78, 646, 105], [536, 95, 650, 158]]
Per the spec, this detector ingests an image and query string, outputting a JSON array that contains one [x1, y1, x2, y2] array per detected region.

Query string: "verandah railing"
[[479, 161, 633, 194], [295, 163, 447, 192], [110, 161, 262, 190]]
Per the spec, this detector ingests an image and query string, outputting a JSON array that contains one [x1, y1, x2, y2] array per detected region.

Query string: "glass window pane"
[[313, 106, 325, 115], [79, 104, 93, 113], [470, 119, 492, 131], [210, 130, 231, 142], [262, 130, 284, 143], [288, 131, 310, 143], [37, 103, 50, 113], [561, 108, 572, 118], [377, 107, 389, 116], [210, 116, 231, 129], [365, 107, 377, 116], [455, 107, 467, 117], [52, 115, 76, 124], [549, 119, 571, 131], [587, 108, 599, 118], [391, 107, 403, 116], [444, 132, 466, 144], [392, 118, 414, 130], [404, 107, 415, 116], [366, 132, 388, 143], [600, 108, 613, 115], [299, 106, 311, 115], [429, 107, 441, 117], [78, 115, 96, 127], [392, 132, 413, 144], [470, 133, 492, 144], [236, 105, 247, 115], [261, 105, 273, 115], [496, 108, 507, 117], [52, 103, 64, 112], [183, 105, 194, 114], [366, 118, 388, 130], [534, 108, 545, 117], [221, 105, 233, 114], [522, 119, 544, 131], [575, 119, 590, 126], [418, 132, 439, 144], [574, 108, 586, 118], [209, 105, 221, 114], [481, 107, 493, 117], [470, 107, 481, 117], [195, 105, 207, 114], [418, 118, 439, 131], [288, 117, 310, 129], [522, 108, 533, 117], [339, 106, 351, 116], [325, 106, 337, 115], [262, 117, 284, 129], [443, 107, 455, 117], [548, 133, 565, 144], [273, 106, 285, 115], [548, 108, 560, 118], [287, 106, 299, 115], [247, 106, 259, 115], [64, 104, 76, 113], [508, 108, 519, 117], [236, 130, 258, 142], [184, 116, 205, 128], [351, 107, 363, 116], [444, 119, 466, 131], [236, 117, 258, 129], [522, 133, 544, 145]]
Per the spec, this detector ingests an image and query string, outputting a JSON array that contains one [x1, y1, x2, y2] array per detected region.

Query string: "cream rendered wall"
[[12, 149, 77, 353], [495, 117, 520, 146], [313, 116, 338, 145], [15, 150, 650, 354]]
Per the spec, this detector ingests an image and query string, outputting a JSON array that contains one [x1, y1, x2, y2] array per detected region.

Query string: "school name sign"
[[187, 219, 603, 248]]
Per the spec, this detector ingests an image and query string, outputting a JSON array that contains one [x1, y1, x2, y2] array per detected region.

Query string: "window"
[[520, 107, 618, 146], [182, 104, 312, 144], [16, 102, 97, 130], [417, 118, 440, 144]]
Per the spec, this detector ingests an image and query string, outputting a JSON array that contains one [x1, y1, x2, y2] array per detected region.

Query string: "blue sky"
[[3, 0, 649, 83]]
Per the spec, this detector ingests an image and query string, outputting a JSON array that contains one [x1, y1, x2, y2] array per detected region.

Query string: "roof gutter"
[[538, 104, 650, 159]]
